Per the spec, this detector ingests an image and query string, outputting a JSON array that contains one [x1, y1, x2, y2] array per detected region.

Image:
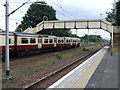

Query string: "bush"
[[83, 48, 86, 51], [83, 48, 89, 51], [56, 52, 62, 59]]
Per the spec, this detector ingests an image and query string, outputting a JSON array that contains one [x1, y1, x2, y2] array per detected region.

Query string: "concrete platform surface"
[[85, 48, 118, 88]]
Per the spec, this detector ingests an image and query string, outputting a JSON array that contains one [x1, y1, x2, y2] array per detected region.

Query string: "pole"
[[4, 0, 12, 80], [100, 13, 102, 19], [4, 0, 31, 81], [76, 29, 77, 47], [112, 26, 114, 48], [88, 29, 89, 47], [76, 29, 77, 38]]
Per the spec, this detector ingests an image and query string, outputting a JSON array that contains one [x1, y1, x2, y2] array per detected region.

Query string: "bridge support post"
[[76, 29, 77, 38], [112, 26, 114, 48], [88, 29, 89, 48], [76, 29, 78, 47]]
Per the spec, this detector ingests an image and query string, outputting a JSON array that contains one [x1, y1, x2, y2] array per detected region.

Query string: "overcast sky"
[[0, 0, 118, 40]]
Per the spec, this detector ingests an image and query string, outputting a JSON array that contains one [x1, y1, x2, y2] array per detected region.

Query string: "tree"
[[116, 1, 120, 25], [16, 1, 57, 32], [105, 1, 120, 26], [37, 29, 73, 37], [80, 34, 103, 43], [16, 1, 73, 37]]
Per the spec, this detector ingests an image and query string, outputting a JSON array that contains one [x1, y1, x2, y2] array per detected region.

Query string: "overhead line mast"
[[4, 0, 31, 80]]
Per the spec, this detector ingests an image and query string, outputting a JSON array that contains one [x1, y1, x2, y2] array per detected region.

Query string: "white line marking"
[[48, 46, 108, 88]]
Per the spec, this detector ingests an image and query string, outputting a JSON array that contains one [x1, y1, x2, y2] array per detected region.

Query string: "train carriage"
[[42, 35, 57, 49], [71, 37, 80, 47], [0, 31, 81, 58], [15, 32, 40, 52], [56, 37, 64, 47], [64, 37, 72, 47], [0, 31, 15, 53]]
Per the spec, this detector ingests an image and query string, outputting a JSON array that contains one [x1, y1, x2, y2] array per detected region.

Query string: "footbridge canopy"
[[23, 19, 112, 34]]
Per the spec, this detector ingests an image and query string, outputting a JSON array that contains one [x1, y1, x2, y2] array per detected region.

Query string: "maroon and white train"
[[0, 31, 80, 56]]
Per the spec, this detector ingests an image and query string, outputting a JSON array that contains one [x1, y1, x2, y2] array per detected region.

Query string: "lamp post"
[[100, 13, 102, 19], [43, 16, 48, 21], [16, 22, 18, 29]]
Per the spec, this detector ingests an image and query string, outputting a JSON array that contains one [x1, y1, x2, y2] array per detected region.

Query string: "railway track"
[[22, 46, 104, 89]]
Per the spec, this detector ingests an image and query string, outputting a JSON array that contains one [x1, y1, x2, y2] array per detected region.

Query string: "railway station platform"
[[47, 46, 119, 89]]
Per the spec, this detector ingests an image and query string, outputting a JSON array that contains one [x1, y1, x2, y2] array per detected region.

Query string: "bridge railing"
[[23, 19, 112, 34]]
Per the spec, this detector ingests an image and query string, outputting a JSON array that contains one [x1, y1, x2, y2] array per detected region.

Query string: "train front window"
[[21, 38, 28, 44], [30, 38, 36, 43]]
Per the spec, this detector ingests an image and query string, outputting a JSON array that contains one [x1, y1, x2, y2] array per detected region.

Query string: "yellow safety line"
[[71, 48, 108, 88]]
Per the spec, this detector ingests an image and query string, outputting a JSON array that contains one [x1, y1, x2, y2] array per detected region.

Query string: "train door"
[[70, 39, 72, 46], [54, 38, 57, 47], [38, 38, 42, 49]]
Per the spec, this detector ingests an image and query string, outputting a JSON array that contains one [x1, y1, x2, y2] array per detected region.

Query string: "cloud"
[[0, 0, 113, 39], [48, 0, 114, 20]]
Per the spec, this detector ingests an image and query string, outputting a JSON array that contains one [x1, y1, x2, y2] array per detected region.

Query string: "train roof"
[[15, 32, 40, 37], [0, 31, 57, 37], [0, 30, 15, 35], [0, 31, 80, 40], [64, 37, 80, 40]]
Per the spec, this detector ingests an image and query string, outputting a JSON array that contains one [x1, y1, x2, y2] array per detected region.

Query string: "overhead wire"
[[1, 0, 72, 21], [48, 0, 76, 19], [0, 1, 50, 22], [0, 0, 75, 24]]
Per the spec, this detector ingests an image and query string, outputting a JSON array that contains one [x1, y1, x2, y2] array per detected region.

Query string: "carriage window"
[[9, 38, 11, 44], [61, 40, 64, 43], [44, 39, 48, 43], [30, 38, 36, 43], [21, 38, 28, 44], [58, 40, 61, 43], [38, 39, 42, 43], [66, 40, 69, 43], [69, 40, 71, 43], [49, 39, 53, 43]]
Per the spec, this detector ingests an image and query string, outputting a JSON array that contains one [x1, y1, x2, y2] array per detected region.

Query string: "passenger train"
[[0, 31, 80, 58]]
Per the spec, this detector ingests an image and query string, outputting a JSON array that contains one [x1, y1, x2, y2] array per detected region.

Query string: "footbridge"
[[23, 19, 120, 50], [23, 19, 112, 34]]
